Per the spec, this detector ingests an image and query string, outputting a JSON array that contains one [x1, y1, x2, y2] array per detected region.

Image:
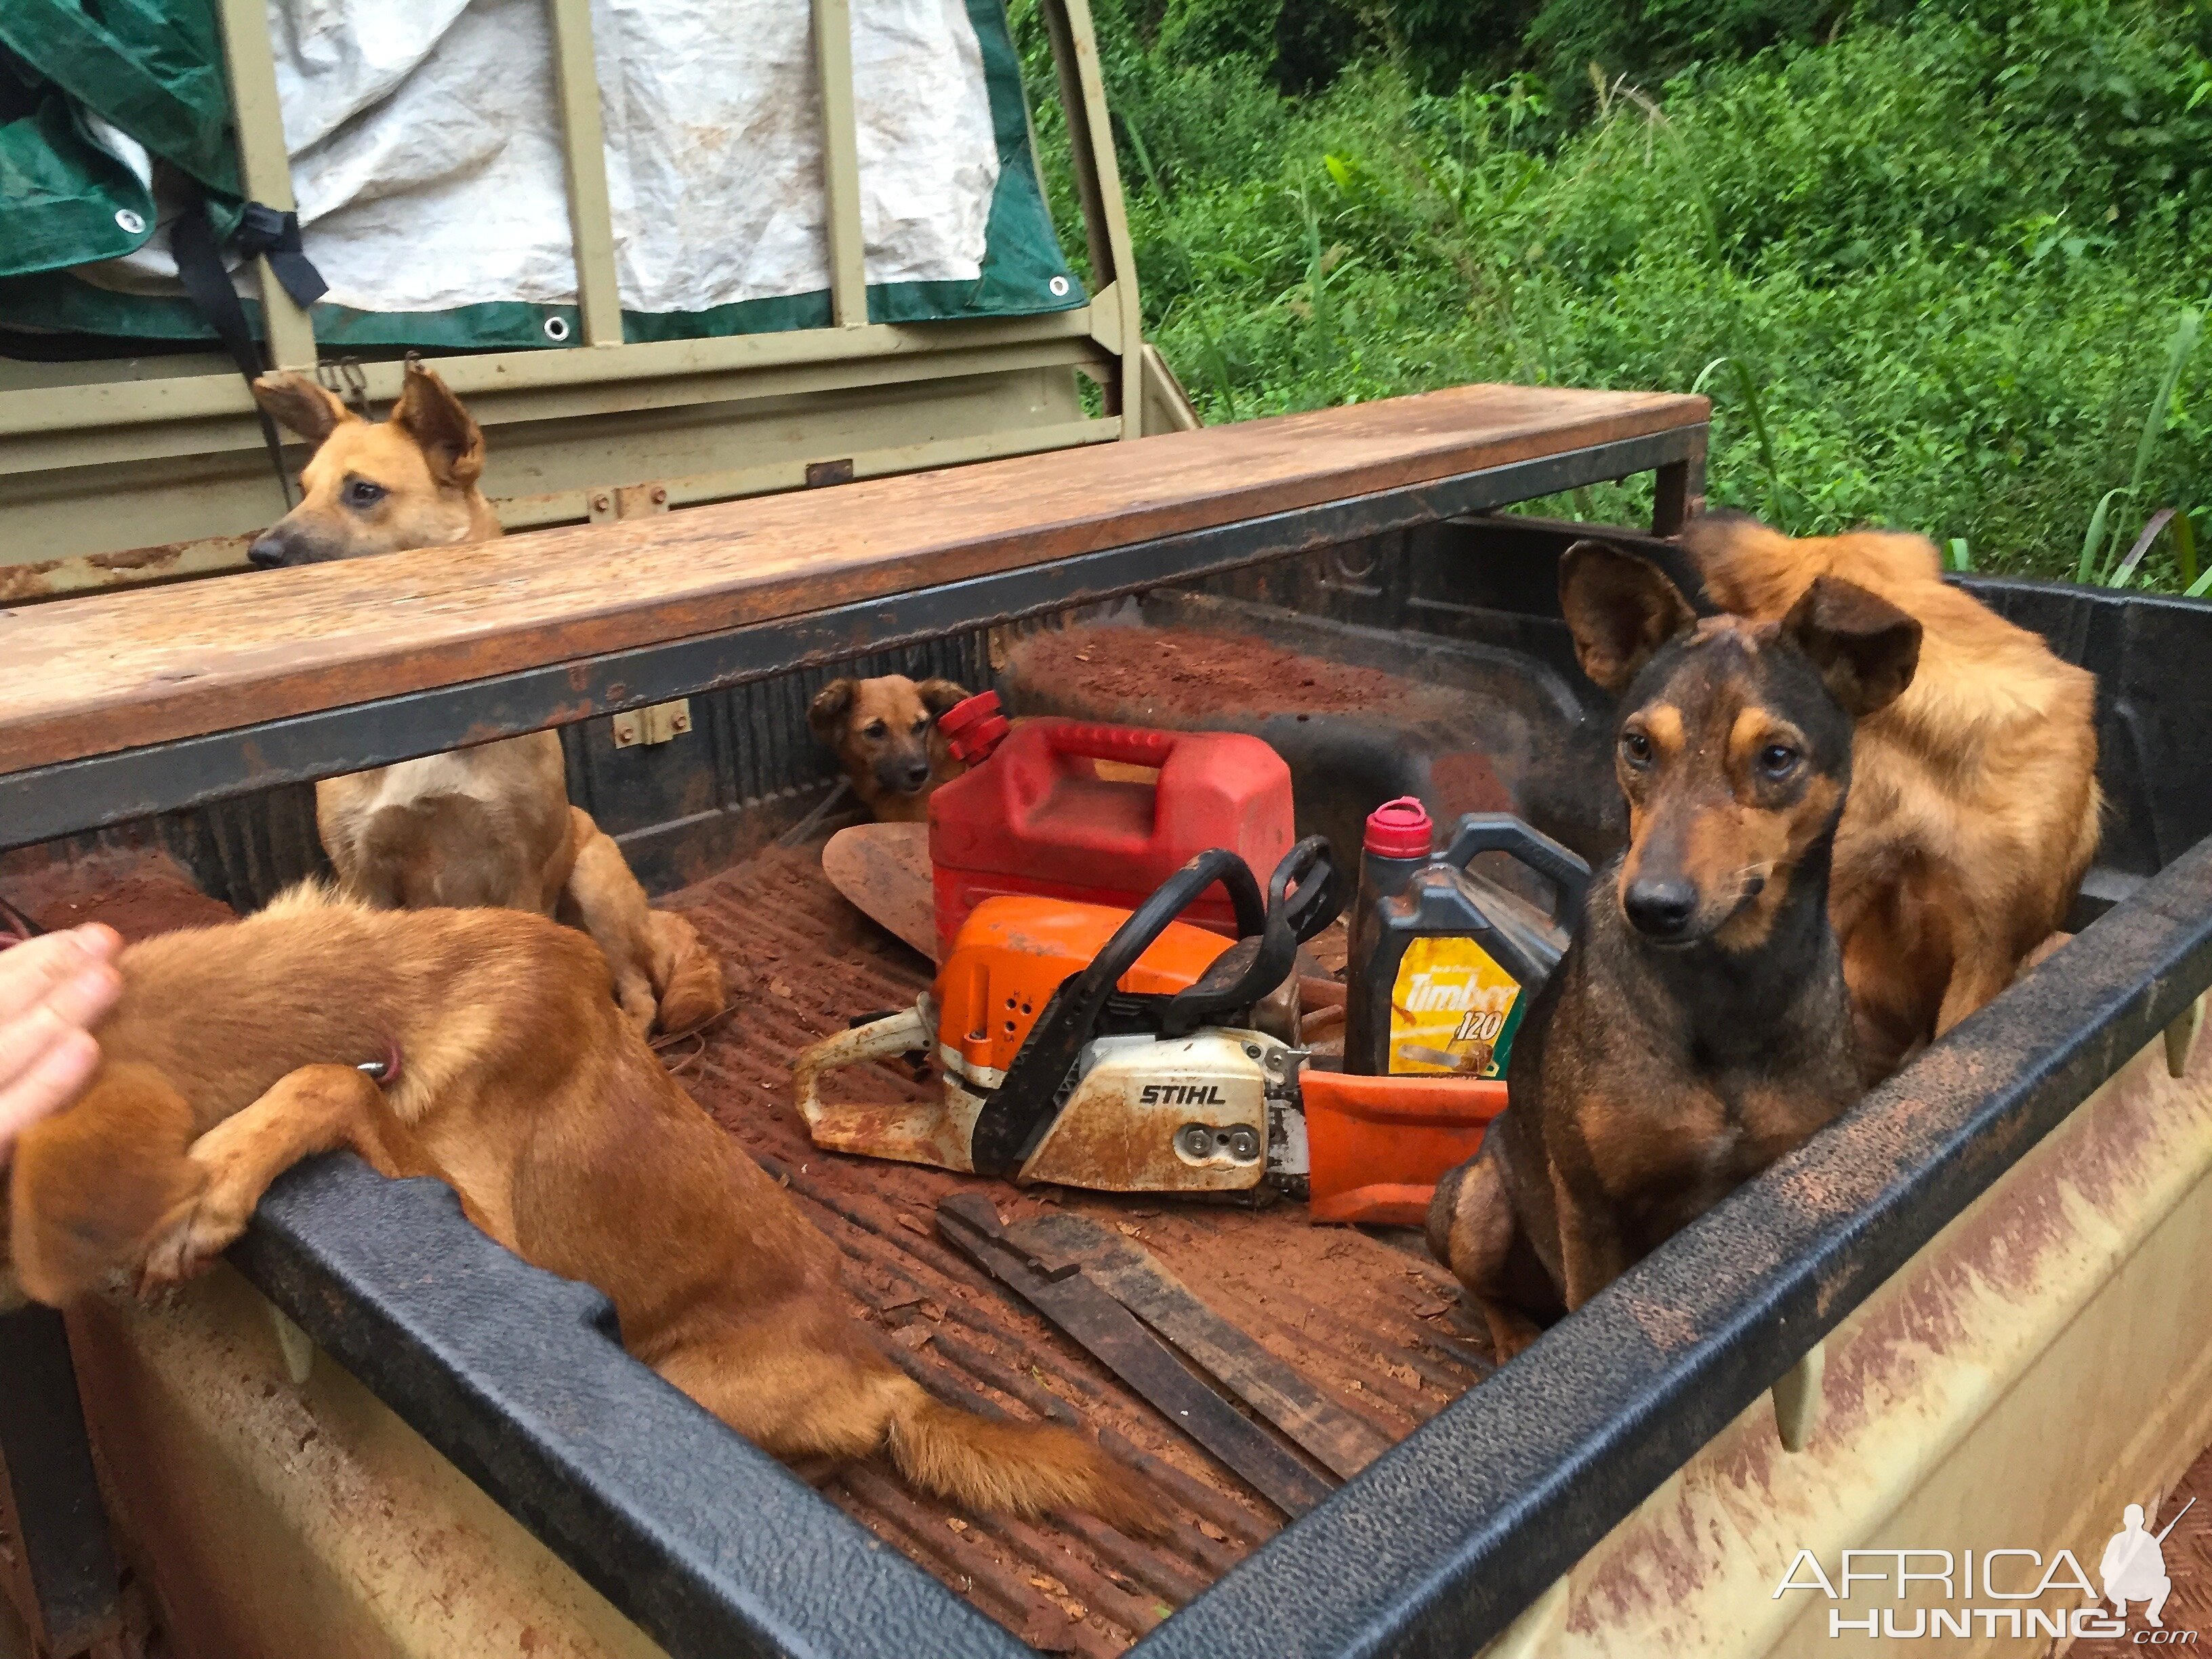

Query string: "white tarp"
[[94, 0, 1002, 315]]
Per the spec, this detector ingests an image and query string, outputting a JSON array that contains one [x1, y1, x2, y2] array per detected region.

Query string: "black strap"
[[233, 201, 329, 309], [171, 197, 317, 510]]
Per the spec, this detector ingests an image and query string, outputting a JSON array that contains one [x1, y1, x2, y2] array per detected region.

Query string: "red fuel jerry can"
[[928, 694, 1295, 960]]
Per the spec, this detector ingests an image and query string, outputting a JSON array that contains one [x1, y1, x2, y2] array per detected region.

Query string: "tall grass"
[[1014, 0, 2212, 588]]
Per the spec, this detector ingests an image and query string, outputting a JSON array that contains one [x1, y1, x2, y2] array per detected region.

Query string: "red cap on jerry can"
[[1363, 796, 1433, 858], [939, 691, 1011, 763]]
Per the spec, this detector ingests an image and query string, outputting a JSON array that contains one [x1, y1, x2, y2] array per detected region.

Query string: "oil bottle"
[[1343, 798, 1589, 1078]]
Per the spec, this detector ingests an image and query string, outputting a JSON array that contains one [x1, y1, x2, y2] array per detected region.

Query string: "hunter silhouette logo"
[[2102, 1498, 2194, 1631], [1773, 1495, 2199, 1641]]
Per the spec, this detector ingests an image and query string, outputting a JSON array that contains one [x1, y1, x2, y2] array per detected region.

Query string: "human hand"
[[0, 925, 123, 1165]]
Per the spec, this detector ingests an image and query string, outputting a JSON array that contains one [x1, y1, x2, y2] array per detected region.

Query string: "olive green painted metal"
[[212, 0, 316, 371], [813, 0, 871, 331], [546, 0, 626, 350], [0, 0, 1152, 597]]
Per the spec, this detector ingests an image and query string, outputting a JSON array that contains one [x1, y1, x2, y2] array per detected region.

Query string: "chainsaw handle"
[[1437, 813, 1591, 932], [972, 848, 1263, 1176], [1161, 837, 1342, 1038]]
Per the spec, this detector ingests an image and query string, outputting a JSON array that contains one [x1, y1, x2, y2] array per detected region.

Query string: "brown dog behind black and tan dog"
[[247, 363, 722, 1038], [1685, 512, 2102, 1080], [1429, 541, 1922, 1362], [1, 890, 1155, 1531]]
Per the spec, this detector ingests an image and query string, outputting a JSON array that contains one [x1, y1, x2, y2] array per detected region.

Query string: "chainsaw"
[[794, 837, 1503, 1205]]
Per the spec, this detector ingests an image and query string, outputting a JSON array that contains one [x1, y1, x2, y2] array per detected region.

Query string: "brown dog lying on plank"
[[1430, 542, 1921, 1361], [1, 888, 1153, 1530], [248, 362, 722, 1039], [1684, 512, 2102, 1080]]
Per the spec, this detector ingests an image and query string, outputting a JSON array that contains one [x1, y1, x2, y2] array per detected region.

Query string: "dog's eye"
[[1620, 730, 1654, 767], [1758, 743, 1801, 778], [862, 720, 888, 740], [345, 478, 386, 510], [912, 717, 929, 734]]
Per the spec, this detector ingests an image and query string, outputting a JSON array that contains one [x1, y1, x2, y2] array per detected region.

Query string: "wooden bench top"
[[0, 383, 1705, 775]]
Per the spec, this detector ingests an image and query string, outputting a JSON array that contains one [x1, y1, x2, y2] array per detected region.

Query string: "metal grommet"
[[543, 315, 572, 342], [115, 208, 146, 235], [1048, 275, 1071, 298]]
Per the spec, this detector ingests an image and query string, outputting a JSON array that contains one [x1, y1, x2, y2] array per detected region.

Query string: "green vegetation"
[[1014, 0, 2212, 587]]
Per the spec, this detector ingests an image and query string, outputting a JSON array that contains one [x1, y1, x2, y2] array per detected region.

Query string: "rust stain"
[[0, 537, 252, 605]]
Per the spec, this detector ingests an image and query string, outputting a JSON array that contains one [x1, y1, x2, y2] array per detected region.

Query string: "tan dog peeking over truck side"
[[247, 362, 722, 1038], [0, 889, 1156, 1532], [808, 675, 973, 822]]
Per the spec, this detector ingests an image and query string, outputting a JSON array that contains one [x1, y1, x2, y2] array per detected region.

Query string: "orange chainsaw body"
[[934, 896, 1234, 1076]]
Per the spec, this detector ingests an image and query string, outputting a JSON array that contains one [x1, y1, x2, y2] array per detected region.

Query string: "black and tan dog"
[[1429, 541, 1921, 1361]]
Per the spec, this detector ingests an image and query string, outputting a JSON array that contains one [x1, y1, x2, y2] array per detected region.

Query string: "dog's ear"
[[1783, 575, 1921, 718], [808, 678, 857, 742], [917, 678, 971, 718], [1559, 540, 1698, 695], [390, 361, 486, 489], [252, 372, 355, 448]]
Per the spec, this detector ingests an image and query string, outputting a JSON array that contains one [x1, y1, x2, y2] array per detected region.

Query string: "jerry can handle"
[[1439, 813, 1591, 929], [1043, 722, 1176, 769]]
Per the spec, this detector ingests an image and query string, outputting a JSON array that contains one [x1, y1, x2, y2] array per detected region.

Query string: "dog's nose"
[[897, 760, 933, 792], [1624, 878, 1698, 939], [247, 535, 288, 569]]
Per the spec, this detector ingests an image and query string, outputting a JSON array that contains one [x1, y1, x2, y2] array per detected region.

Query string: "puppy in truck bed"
[[2, 888, 1155, 1532], [1430, 541, 1921, 1361]]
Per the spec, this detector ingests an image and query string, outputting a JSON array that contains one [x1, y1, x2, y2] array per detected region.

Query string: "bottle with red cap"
[[1342, 798, 1592, 1078]]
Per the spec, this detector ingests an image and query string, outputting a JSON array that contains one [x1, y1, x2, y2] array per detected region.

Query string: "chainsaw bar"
[[934, 1193, 1334, 1517], [1001, 1211, 1390, 1480]]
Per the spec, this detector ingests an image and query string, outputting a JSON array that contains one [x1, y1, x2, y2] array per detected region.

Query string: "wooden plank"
[[1002, 1212, 1393, 1481], [935, 1195, 1334, 1517], [0, 384, 1706, 775]]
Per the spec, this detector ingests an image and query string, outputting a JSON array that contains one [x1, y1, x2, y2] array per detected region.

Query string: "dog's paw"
[[135, 1188, 252, 1294]]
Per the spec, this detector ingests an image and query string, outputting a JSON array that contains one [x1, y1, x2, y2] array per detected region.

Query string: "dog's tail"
[[879, 1375, 1161, 1534], [647, 909, 726, 1036]]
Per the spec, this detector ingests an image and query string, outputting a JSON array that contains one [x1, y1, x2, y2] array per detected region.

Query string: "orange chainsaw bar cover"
[[1301, 1070, 1507, 1227], [935, 895, 1234, 1076]]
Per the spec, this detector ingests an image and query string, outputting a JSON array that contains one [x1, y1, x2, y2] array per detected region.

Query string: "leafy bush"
[[1015, 0, 2212, 586]]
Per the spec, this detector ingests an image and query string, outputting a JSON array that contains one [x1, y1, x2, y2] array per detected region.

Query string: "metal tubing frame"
[[813, 0, 870, 328], [5, 0, 1141, 454], [546, 0, 626, 348], [0, 426, 1701, 849], [211, 0, 316, 369]]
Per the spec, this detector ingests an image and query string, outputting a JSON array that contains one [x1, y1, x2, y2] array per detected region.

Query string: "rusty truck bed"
[[660, 844, 1484, 1656]]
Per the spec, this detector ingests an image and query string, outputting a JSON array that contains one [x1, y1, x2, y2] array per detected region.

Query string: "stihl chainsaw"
[[794, 837, 1510, 1207]]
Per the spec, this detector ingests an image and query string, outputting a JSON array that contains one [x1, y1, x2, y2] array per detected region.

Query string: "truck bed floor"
[[662, 842, 1486, 1656]]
